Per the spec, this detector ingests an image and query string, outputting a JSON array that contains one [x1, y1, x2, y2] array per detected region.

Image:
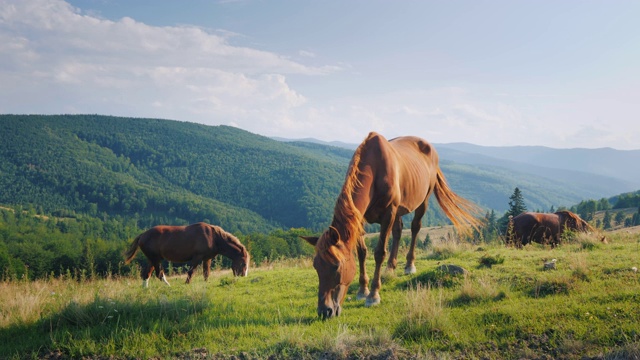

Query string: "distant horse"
[[302, 132, 481, 319], [508, 210, 598, 247], [124, 222, 250, 287]]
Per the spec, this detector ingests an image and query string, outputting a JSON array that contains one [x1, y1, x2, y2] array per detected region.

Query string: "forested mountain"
[[0, 115, 348, 233], [1, 114, 634, 236]]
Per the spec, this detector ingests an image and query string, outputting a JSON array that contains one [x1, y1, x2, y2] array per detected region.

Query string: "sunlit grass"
[[1, 230, 640, 359]]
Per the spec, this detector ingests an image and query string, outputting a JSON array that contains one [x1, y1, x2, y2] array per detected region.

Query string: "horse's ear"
[[301, 236, 319, 246], [328, 226, 341, 244]]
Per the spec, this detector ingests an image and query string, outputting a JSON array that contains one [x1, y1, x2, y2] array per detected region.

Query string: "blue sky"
[[2, 0, 639, 149]]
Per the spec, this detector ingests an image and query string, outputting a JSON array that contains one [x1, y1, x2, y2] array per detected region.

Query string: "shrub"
[[478, 253, 505, 268], [453, 275, 508, 305], [530, 275, 574, 297]]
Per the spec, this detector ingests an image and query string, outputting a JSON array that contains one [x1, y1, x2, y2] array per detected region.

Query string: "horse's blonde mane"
[[316, 133, 372, 264]]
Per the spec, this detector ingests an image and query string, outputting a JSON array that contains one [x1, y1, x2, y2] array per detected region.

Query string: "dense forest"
[[0, 206, 317, 280], [0, 115, 352, 233]]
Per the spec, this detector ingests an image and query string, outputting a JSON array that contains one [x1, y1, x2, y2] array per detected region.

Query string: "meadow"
[[1, 227, 639, 360]]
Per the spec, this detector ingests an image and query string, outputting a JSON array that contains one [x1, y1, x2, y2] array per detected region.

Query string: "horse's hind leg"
[[185, 258, 202, 284], [151, 259, 170, 286], [386, 216, 403, 271], [405, 202, 427, 275], [203, 259, 212, 281], [356, 235, 370, 300]]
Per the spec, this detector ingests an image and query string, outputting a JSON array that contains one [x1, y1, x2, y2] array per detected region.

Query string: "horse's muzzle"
[[318, 303, 341, 320]]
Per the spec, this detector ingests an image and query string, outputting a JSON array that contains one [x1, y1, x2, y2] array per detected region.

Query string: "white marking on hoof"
[[404, 264, 417, 275], [365, 296, 381, 307], [356, 289, 370, 300], [162, 274, 171, 286], [142, 279, 149, 288]]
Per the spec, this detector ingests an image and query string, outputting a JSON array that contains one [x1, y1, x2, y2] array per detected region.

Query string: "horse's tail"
[[433, 167, 482, 236], [124, 234, 142, 264]]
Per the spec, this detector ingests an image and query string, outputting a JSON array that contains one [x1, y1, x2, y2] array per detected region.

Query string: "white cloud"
[[0, 0, 334, 129], [298, 50, 316, 58], [1, 0, 639, 150]]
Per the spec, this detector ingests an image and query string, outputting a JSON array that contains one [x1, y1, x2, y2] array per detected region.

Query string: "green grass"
[[1, 232, 639, 359]]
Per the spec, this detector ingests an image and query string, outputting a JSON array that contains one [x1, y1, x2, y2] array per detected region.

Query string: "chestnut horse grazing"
[[124, 222, 250, 287], [302, 132, 480, 319], [508, 210, 596, 247]]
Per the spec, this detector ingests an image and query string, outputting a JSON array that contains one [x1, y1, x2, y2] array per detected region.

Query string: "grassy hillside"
[[1, 229, 638, 359]]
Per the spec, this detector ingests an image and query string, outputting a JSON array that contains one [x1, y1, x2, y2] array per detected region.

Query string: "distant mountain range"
[[1, 115, 637, 234], [275, 137, 640, 211]]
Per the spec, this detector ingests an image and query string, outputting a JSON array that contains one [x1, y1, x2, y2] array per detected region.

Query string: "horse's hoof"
[[356, 289, 370, 300], [404, 265, 417, 275], [365, 296, 381, 307], [386, 264, 397, 271]]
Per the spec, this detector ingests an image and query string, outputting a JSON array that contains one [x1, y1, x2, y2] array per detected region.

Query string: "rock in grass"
[[437, 264, 468, 275], [543, 259, 557, 270]]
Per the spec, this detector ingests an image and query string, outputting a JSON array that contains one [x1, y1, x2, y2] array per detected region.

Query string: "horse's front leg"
[[356, 235, 370, 300], [405, 202, 427, 275], [366, 208, 396, 307], [386, 216, 403, 271], [152, 260, 170, 286]]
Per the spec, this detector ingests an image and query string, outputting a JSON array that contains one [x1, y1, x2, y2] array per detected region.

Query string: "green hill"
[[1, 114, 631, 235], [0, 114, 348, 233]]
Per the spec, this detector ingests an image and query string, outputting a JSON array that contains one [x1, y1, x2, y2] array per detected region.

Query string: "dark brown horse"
[[302, 132, 481, 319], [508, 210, 596, 247], [124, 222, 250, 287]]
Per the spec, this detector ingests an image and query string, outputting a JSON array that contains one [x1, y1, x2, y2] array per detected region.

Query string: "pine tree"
[[498, 187, 528, 238], [603, 211, 612, 229], [481, 210, 498, 242], [507, 187, 527, 217], [632, 207, 640, 226]]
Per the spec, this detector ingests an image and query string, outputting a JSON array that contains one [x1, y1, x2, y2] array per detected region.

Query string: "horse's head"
[[557, 211, 591, 232], [302, 226, 356, 320], [231, 247, 250, 277]]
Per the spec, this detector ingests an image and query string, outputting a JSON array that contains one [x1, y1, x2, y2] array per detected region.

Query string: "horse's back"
[[513, 212, 561, 244], [388, 136, 439, 202], [138, 223, 214, 262], [358, 133, 441, 219]]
